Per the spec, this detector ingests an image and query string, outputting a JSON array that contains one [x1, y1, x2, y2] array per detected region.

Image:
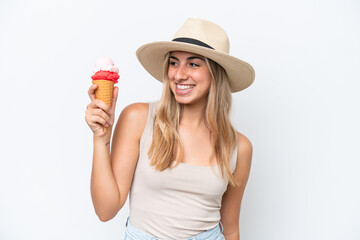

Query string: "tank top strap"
[[139, 101, 158, 156]]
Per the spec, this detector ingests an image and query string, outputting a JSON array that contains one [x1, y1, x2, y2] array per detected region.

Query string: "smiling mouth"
[[176, 84, 195, 93]]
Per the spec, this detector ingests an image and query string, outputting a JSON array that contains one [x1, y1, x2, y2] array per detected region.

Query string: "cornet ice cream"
[[91, 57, 119, 106], [91, 57, 119, 133]]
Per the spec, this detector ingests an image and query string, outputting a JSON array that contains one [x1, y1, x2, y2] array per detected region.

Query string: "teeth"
[[177, 84, 195, 90]]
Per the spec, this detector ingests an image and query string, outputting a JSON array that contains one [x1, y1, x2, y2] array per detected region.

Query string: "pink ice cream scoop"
[[92, 57, 119, 73], [92, 57, 120, 83]]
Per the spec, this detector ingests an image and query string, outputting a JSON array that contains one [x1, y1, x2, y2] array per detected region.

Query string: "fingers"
[[88, 84, 97, 101], [94, 108, 112, 125], [90, 115, 110, 128], [86, 84, 116, 136], [89, 98, 111, 115], [85, 107, 113, 129], [86, 84, 116, 131], [86, 105, 112, 124], [88, 84, 112, 114]]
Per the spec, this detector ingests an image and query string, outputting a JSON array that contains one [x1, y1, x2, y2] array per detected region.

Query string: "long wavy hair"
[[148, 53, 239, 186]]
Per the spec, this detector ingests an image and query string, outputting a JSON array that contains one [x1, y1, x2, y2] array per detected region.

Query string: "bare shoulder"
[[234, 131, 253, 182], [114, 102, 149, 141], [120, 102, 149, 120], [236, 131, 253, 157]]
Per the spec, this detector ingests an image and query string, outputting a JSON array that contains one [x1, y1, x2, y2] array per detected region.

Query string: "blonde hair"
[[148, 53, 239, 186]]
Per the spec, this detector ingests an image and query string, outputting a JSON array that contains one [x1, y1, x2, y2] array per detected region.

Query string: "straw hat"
[[136, 18, 255, 92]]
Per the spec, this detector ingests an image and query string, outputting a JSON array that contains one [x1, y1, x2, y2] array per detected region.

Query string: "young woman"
[[85, 18, 255, 240]]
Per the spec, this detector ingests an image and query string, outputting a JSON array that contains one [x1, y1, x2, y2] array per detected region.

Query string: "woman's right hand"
[[85, 84, 119, 139]]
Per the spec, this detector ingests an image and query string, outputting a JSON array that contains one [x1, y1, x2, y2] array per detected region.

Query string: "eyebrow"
[[169, 56, 205, 61]]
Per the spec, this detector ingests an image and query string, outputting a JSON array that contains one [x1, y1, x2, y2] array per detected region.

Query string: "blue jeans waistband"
[[124, 217, 224, 240]]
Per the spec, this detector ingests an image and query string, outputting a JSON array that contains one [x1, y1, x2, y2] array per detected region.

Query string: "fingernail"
[[109, 120, 113, 125]]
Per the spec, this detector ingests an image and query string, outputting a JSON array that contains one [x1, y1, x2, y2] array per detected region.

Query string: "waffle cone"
[[92, 80, 115, 133], [92, 80, 114, 106]]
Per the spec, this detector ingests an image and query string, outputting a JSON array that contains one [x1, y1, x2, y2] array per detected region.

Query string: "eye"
[[169, 61, 178, 66], [190, 62, 200, 67]]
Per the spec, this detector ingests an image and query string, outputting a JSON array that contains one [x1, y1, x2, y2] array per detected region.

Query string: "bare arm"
[[220, 132, 253, 240], [85, 84, 148, 221], [91, 133, 120, 221]]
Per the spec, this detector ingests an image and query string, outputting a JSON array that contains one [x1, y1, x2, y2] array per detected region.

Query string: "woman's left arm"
[[220, 132, 253, 240]]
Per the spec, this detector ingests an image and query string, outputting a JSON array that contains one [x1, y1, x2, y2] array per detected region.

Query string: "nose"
[[174, 65, 188, 81]]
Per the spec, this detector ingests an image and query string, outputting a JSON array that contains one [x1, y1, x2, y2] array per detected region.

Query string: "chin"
[[175, 95, 208, 106], [174, 96, 192, 105]]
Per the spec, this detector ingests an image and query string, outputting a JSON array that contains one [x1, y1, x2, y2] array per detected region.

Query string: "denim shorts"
[[124, 217, 225, 240]]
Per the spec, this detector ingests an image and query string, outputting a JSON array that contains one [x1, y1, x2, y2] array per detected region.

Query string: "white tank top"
[[129, 102, 237, 239]]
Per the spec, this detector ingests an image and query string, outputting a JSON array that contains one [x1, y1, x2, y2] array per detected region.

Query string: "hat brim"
[[136, 41, 255, 93]]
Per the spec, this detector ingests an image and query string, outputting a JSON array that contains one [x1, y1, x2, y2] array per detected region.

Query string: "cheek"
[[203, 77, 212, 94], [167, 68, 175, 80], [200, 73, 212, 89], [204, 70, 212, 88]]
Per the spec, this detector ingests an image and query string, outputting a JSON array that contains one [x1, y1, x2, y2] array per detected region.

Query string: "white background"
[[1, 0, 359, 239]]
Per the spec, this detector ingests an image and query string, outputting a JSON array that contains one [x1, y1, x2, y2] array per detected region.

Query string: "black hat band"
[[172, 37, 214, 50]]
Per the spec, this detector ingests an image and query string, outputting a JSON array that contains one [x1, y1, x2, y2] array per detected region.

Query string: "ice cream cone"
[[92, 79, 114, 133], [92, 80, 114, 106]]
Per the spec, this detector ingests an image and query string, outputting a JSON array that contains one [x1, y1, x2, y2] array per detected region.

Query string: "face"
[[167, 51, 212, 106]]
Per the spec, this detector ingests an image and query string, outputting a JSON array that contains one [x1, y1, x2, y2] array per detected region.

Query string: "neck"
[[179, 103, 207, 128]]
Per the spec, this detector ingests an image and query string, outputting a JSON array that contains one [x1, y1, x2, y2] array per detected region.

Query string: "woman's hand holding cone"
[[85, 84, 119, 139]]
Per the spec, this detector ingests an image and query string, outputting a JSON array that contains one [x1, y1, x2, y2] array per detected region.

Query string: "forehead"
[[169, 51, 204, 59]]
